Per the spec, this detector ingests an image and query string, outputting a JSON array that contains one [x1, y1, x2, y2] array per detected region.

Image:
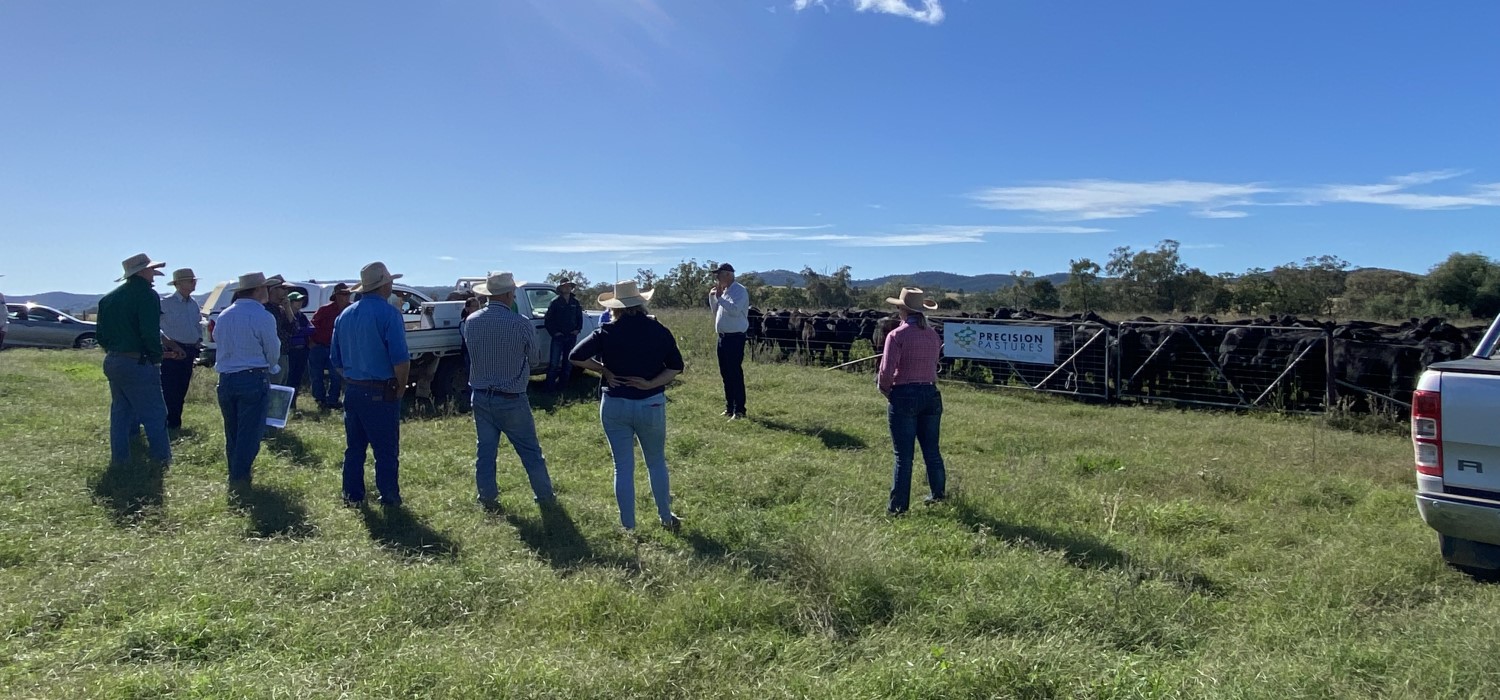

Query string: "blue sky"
[[2, 0, 1497, 294]]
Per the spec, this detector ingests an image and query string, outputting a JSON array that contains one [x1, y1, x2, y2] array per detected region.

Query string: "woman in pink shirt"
[[876, 288, 948, 515]]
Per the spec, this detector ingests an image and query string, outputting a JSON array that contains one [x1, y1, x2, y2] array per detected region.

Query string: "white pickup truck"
[[1412, 312, 1500, 574], [410, 280, 603, 405]]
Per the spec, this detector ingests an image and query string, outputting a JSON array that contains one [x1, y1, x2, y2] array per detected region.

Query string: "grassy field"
[[1, 308, 1496, 699]]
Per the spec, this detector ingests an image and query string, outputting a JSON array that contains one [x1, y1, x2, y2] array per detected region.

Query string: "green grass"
[[1, 308, 1497, 699]]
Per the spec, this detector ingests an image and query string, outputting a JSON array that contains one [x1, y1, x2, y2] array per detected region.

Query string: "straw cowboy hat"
[[236, 272, 277, 290], [169, 268, 197, 286], [117, 253, 167, 281], [598, 280, 654, 309], [351, 261, 403, 293], [473, 271, 519, 296], [885, 287, 938, 313]]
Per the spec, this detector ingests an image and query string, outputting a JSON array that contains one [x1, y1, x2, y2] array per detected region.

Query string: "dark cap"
[[712, 263, 735, 274]]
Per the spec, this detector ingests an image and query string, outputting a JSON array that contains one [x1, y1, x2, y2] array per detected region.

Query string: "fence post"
[[1324, 327, 1337, 411]]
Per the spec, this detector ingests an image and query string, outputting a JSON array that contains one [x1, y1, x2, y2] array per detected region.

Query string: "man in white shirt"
[[160, 268, 203, 430], [708, 262, 750, 420], [213, 272, 281, 496]]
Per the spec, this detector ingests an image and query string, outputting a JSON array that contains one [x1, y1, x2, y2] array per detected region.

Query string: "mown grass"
[[1, 308, 1496, 699]]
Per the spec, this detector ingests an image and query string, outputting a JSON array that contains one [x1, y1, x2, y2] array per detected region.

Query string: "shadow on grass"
[[752, 417, 867, 450], [952, 499, 1224, 597], [528, 377, 604, 415], [359, 505, 460, 560], [263, 429, 326, 468], [238, 484, 315, 539], [506, 503, 636, 573], [90, 458, 166, 525], [683, 531, 784, 579]]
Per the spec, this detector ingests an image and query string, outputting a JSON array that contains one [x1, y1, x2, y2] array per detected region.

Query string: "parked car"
[[3, 303, 98, 350], [197, 280, 435, 366], [1412, 312, 1500, 574]]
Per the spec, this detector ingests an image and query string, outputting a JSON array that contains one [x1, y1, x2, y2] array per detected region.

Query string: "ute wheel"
[[74, 333, 98, 350]]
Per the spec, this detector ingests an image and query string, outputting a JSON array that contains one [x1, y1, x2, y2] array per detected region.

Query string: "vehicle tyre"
[[74, 333, 98, 350]]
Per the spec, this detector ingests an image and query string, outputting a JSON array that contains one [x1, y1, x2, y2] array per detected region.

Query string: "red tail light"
[[207, 318, 216, 342], [1412, 389, 1442, 477]]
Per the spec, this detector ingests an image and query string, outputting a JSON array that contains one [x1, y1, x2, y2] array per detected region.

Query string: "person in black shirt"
[[542, 279, 584, 391], [570, 281, 684, 532]]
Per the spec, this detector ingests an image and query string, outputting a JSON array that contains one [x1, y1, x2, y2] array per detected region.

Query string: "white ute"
[[1413, 312, 1500, 574]]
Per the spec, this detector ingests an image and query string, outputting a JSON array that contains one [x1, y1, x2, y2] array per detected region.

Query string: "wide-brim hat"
[[169, 268, 197, 285], [556, 278, 576, 290], [598, 280, 654, 309], [473, 271, 519, 296], [885, 287, 938, 313], [236, 272, 276, 290], [351, 261, 403, 293], [117, 253, 167, 281]]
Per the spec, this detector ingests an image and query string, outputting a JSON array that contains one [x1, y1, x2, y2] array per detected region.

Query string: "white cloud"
[[1180, 243, 1227, 250], [436, 255, 457, 262], [1310, 170, 1500, 210], [971, 179, 1271, 220], [825, 224, 1107, 247], [1191, 209, 1250, 219], [793, 0, 944, 25]]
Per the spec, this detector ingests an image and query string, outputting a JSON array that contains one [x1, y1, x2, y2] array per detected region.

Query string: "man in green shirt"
[[98, 253, 180, 466]]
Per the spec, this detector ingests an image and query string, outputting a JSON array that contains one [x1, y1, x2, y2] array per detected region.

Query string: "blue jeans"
[[472, 391, 555, 502], [103, 353, 172, 465], [887, 383, 946, 513], [343, 384, 401, 505], [285, 346, 310, 397], [217, 369, 269, 482], [547, 333, 577, 389], [601, 393, 672, 529], [308, 345, 342, 406]]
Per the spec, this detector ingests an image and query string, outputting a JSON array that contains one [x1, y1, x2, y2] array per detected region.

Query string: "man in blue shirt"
[[463, 271, 555, 510], [213, 272, 281, 497], [331, 261, 411, 507]]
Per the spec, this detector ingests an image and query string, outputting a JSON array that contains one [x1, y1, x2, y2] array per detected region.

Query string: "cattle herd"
[[743, 306, 1490, 414]]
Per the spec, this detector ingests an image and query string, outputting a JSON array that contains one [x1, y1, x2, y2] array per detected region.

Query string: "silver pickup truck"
[[1413, 313, 1500, 574]]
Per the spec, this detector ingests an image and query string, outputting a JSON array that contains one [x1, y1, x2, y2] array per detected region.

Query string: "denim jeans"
[[547, 333, 577, 389], [103, 353, 172, 465], [717, 332, 746, 414], [308, 345, 342, 406], [217, 369, 269, 482], [160, 344, 200, 429], [472, 391, 555, 502], [887, 383, 946, 513], [343, 384, 401, 505], [285, 346, 310, 397], [601, 393, 673, 529]]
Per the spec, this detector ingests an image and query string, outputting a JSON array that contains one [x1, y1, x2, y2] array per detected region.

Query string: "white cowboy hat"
[[236, 272, 277, 290], [117, 253, 167, 281], [351, 261, 403, 293], [473, 271, 519, 296], [885, 287, 939, 313], [169, 268, 197, 286], [598, 280, 654, 309]]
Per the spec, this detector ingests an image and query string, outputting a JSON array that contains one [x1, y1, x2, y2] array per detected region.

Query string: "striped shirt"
[[463, 303, 535, 393], [160, 291, 203, 345], [877, 316, 942, 394], [214, 299, 281, 375]]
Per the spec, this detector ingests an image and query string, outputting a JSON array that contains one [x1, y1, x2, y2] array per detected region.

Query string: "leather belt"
[[473, 387, 525, 398]]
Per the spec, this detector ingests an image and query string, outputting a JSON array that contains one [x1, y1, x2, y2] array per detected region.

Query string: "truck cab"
[[1412, 313, 1500, 574]]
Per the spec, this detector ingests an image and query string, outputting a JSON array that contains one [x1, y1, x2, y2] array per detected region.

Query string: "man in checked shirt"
[[462, 271, 556, 511], [876, 288, 948, 515]]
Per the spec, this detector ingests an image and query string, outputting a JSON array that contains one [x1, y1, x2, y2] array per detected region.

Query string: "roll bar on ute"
[[1475, 313, 1500, 360]]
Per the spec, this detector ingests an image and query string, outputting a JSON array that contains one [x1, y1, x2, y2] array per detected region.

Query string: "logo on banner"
[[945, 323, 1055, 365]]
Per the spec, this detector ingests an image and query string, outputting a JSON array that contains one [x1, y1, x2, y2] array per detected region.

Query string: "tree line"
[[544, 244, 1500, 321]]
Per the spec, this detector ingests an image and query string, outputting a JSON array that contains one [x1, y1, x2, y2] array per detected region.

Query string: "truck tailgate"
[[1441, 372, 1500, 495]]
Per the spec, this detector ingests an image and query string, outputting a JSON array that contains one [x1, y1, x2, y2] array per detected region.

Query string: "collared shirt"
[[310, 302, 341, 346], [463, 303, 534, 393], [878, 316, 942, 394], [96, 276, 165, 361], [159, 291, 203, 345], [569, 312, 684, 400], [265, 302, 296, 344], [214, 299, 281, 375], [710, 282, 750, 334], [544, 295, 583, 336], [330, 297, 410, 381]]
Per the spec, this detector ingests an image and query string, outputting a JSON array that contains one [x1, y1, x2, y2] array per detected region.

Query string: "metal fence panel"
[[1116, 322, 1330, 412], [930, 317, 1114, 401]]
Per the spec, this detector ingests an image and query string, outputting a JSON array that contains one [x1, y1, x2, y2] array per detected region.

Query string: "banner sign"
[[944, 323, 1055, 365]]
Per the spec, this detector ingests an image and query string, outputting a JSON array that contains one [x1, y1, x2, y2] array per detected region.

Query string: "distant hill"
[[748, 270, 1070, 293], [13, 291, 211, 314]]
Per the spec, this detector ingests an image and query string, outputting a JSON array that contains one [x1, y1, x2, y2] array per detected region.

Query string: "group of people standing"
[[90, 252, 947, 528]]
